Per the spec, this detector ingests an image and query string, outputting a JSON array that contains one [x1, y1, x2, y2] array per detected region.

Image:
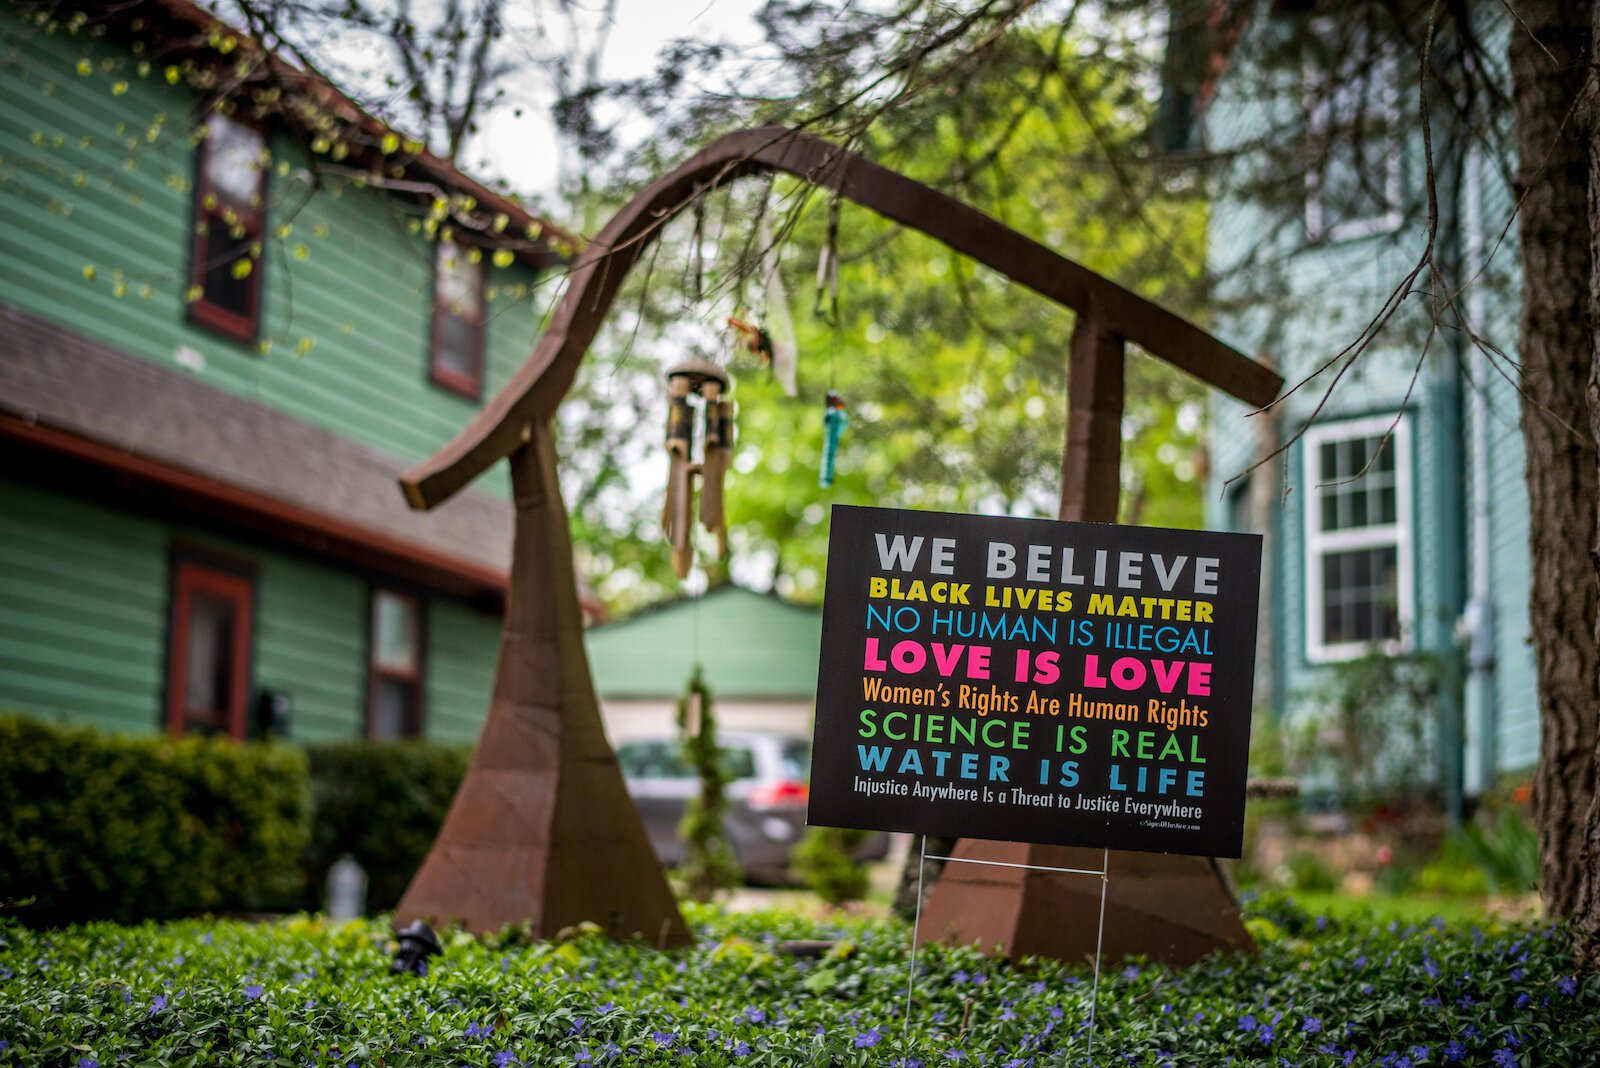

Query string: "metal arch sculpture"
[[395, 125, 1283, 961]]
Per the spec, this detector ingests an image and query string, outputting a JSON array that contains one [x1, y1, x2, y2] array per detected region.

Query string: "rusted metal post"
[[1060, 309, 1126, 525], [395, 428, 690, 944], [915, 313, 1255, 966]]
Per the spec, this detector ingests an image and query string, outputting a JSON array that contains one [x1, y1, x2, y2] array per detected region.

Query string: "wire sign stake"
[[901, 840, 1111, 1064]]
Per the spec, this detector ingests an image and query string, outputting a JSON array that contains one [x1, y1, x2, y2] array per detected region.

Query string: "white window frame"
[[1303, 18, 1402, 243], [1303, 415, 1413, 663]]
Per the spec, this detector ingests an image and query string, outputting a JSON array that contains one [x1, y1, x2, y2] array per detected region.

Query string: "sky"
[[462, 0, 767, 201]]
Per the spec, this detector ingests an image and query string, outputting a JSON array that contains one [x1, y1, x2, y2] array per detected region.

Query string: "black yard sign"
[[807, 505, 1263, 858]]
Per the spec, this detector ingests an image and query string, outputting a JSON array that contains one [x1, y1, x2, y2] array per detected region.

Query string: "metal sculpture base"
[[396, 432, 691, 945], [916, 839, 1254, 966]]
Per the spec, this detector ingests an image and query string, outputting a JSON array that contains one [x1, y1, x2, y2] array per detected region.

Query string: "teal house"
[[0, 0, 573, 743], [1192, 4, 1532, 808]]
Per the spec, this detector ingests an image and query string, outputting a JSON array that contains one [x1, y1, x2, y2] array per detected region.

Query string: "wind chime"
[[662, 359, 734, 580]]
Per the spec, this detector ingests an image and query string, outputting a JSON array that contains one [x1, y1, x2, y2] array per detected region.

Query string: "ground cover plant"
[[0, 897, 1594, 1067]]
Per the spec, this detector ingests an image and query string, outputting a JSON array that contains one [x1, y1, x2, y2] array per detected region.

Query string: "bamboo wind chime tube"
[[661, 360, 734, 579], [663, 373, 697, 579]]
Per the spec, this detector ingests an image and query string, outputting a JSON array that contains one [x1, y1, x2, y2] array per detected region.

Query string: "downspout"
[[1429, 63, 1469, 826], [1458, 141, 1497, 798]]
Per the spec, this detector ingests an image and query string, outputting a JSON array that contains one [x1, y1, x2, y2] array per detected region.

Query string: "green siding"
[[425, 598, 501, 744], [586, 587, 823, 700], [0, 477, 498, 742], [254, 557, 366, 743], [0, 3, 547, 479], [0, 481, 167, 733]]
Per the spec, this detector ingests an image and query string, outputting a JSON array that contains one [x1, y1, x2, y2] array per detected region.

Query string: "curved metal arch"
[[401, 125, 1282, 511]]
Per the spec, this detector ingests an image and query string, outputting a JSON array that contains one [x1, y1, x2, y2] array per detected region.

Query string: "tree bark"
[[1577, 0, 1600, 967], [1509, 0, 1599, 929]]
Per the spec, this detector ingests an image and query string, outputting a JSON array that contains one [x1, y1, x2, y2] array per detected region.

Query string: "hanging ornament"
[[726, 316, 773, 363], [820, 390, 847, 489], [758, 214, 799, 396], [661, 359, 735, 579]]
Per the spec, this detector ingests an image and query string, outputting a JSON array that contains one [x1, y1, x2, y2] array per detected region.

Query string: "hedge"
[[0, 715, 310, 925], [0, 716, 476, 925], [302, 740, 471, 912]]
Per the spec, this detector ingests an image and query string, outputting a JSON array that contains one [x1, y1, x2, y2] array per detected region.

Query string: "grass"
[[1262, 890, 1516, 928], [0, 895, 1594, 1067]]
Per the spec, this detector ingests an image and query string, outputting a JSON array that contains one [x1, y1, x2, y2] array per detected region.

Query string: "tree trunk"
[[1577, 0, 1600, 967], [1508, 0, 1599, 931]]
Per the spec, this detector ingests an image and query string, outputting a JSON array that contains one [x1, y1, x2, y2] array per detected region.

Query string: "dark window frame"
[[164, 550, 257, 740], [187, 112, 267, 344], [428, 239, 487, 400], [365, 587, 428, 739]]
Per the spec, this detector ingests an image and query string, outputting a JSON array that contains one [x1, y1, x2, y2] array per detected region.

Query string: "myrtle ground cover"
[[0, 896, 1595, 1067]]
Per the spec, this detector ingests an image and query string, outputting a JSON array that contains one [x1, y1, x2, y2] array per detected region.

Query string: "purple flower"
[[854, 1029, 884, 1049], [651, 1031, 676, 1049], [1492, 1049, 1517, 1068], [1303, 1017, 1322, 1034], [1558, 975, 1578, 996], [492, 1052, 517, 1067], [150, 994, 167, 1014], [78, 1059, 98, 1068], [1238, 1015, 1257, 1033], [743, 1006, 766, 1024], [1258, 1023, 1275, 1044], [1121, 965, 1141, 980], [242, 985, 263, 1000], [1443, 1040, 1466, 1062], [0, 967, 12, 980], [731, 1042, 751, 1057]]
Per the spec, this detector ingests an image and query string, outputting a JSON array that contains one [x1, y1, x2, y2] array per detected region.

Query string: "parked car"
[[615, 731, 888, 884]]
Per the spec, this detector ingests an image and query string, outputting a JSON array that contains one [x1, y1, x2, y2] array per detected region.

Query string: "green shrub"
[[1281, 850, 1340, 893], [793, 826, 870, 904], [0, 714, 310, 925], [302, 740, 471, 912]]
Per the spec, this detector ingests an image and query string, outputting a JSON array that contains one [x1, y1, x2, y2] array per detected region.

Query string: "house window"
[[368, 589, 425, 739], [1303, 416, 1412, 662], [430, 239, 486, 398], [166, 559, 254, 739], [1304, 18, 1400, 242], [189, 113, 267, 342]]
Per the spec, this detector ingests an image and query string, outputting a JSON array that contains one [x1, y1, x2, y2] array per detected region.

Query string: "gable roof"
[[585, 585, 823, 701]]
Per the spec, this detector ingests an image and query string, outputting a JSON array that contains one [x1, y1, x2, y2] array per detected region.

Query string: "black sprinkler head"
[[391, 920, 442, 976]]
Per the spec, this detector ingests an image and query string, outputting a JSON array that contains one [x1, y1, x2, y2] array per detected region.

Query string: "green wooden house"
[[0, 0, 574, 743], [1192, 3, 1533, 809]]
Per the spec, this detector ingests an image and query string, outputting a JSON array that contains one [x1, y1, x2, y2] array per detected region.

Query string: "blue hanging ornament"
[[820, 390, 847, 488]]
